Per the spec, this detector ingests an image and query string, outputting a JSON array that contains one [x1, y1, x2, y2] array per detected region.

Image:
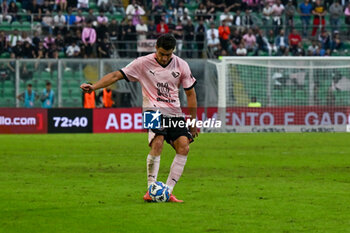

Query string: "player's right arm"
[[80, 70, 124, 93]]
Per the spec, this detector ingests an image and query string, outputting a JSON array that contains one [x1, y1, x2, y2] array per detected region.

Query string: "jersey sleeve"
[[180, 61, 197, 90], [120, 58, 142, 82]]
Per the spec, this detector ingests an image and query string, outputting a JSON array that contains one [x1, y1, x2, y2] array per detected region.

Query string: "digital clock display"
[[48, 109, 93, 133]]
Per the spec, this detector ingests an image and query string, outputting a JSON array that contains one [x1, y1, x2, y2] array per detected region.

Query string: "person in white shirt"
[[136, 19, 148, 41], [126, 0, 145, 21], [66, 41, 81, 58], [220, 8, 233, 26], [236, 42, 247, 56], [53, 10, 66, 28], [206, 23, 220, 57], [262, 2, 273, 27]]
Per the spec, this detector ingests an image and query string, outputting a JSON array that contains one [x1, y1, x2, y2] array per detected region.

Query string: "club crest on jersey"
[[171, 71, 180, 78]]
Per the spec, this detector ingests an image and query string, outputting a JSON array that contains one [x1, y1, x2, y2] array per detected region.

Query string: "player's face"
[[155, 46, 174, 66]]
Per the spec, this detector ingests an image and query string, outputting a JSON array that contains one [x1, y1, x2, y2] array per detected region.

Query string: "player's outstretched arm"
[[80, 70, 124, 93], [185, 88, 198, 138]]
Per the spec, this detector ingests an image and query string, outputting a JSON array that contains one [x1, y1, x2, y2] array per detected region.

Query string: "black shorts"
[[148, 117, 194, 146]]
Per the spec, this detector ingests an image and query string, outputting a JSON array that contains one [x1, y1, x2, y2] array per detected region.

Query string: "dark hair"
[[27, 84, 32, 87], [156, 34, 176, 50], [46, 81, 51, 86]]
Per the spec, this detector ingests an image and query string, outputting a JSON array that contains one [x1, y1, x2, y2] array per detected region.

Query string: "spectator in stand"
[[167, 17, 176, 34], [98, 37, 112, 58], [7, 29, 21, 48], [318, 30, 331, 50], [108, 18, 120, 42], [54, 10, 66, 29], [262, 2, 273, 30], [195, 19, 206, 58], [136, 18, 148, 41], [311, 0, 326, 37], [28, 0, 42, 22], [0, 31, 8, 55], [55, 33, 65, 52], [147, 20, 157, 39], [56, 0, 67, 12], [0, 1, 12, 23], [233, 10, 243, 31], [272, 0, 284, 36], [156, 19, 169, 35], [152, 0, 166, 25], [75, 8, 85, 28], [42, 10, 54, 34], [77, 0, 89, 11], [331, 31, 343, 52], [111, 0, 125, 16], [288, 28, 302, 54], [41, 0, 53, 14], [34, 41, 46, 69], [236, 42, 247, 56], [66, 41, 81, 58], [65, 7, 76, 27], [126, 0, 145, 22], [195, 3, 207, 22], [294, 42, 305, 56], [180, 11, 191, 26], [98, 0, 113, 13], [21, 31, 32, 44], [206, 22, 219, 55], [97, 10, 108, 25], [45, 43, 59, 71], [22, 41, 35, 58], [308, 40, 319, 54], [11, 40, 23, 58], [242, 28, 256, 53], [32, 31, 41, 48], [243, 9, 254, 29], [329, 0, 343, 34], [275, 29, 289, 55], [255, 29, 270, 55], [131, 5, 144, 26], [183, 18, 195, 58], [175, 1, 189, 21], [43, 34, 55, 50], [173, 20, 184, 56], [123, 19, 137, 57], [204, 0, 216, 22], [220, 8, 233, 26], [228, 29, 242, 55], [285, 0, 296, 33], [8, 1, 19, 22], [165, 5, 176, 24], [82, 21, 97, 58], [345, 3, 350, 36], [85, 9, 97, 24], [299, 0, 313, 37], [218, 19, 230, 51]]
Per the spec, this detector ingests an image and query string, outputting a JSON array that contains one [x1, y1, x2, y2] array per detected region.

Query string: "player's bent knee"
[[176, 145, 189, 155], [150, 136, 164, 154]]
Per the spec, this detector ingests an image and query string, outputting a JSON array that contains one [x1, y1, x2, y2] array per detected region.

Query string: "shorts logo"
[[143, 110, 161, 129]]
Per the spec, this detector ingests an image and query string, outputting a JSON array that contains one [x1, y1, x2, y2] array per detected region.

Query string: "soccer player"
[[80, 34, 198, 203]]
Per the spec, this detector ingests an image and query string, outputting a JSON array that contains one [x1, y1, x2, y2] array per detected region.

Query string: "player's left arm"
[[185, 87, 198, 138]]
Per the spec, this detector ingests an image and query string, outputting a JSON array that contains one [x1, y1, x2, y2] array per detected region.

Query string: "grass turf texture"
[[0, 133, 350, 233]]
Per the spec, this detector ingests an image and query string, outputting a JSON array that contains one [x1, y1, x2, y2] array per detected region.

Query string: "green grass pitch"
[[0, 133, 350, 233]]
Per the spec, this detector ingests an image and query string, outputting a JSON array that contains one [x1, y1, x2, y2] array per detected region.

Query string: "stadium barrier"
[[1, 107, 350, 134]]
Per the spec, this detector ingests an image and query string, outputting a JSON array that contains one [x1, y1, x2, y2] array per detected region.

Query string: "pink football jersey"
[[121, 53, 196, 116]]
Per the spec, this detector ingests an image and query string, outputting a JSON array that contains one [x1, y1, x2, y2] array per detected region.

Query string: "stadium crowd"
[[0, 0, 350, 59]]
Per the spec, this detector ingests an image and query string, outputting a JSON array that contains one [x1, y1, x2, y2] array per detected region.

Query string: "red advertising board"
[[93, 108, 145, 133], [0, 108, 48, 134]]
